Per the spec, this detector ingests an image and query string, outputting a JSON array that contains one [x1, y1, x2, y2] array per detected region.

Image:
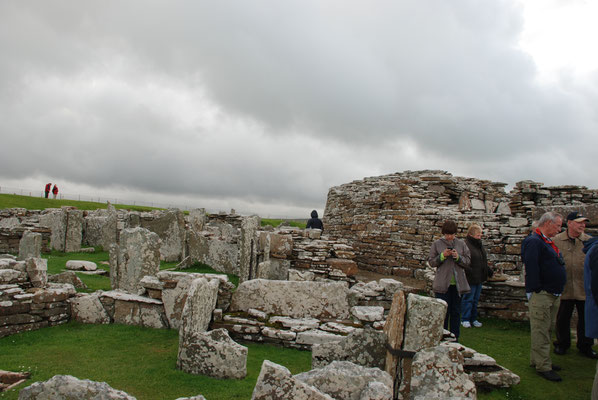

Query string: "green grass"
[[261, 218, 306, 229], [0, 193, 159, 213], [43, 252, 238, 292], [0, 322, 312, 400], [460, 318, 596, 399]]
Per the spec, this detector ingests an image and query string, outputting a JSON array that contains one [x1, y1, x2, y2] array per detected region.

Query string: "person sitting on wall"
[[428, 220, 471, 342], [306, 210, 324, 231]]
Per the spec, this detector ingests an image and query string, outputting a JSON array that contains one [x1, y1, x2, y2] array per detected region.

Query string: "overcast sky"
[[1, 1, 596, 218]]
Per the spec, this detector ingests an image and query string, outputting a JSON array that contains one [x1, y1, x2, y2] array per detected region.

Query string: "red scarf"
[[535, 228, 560, 256]]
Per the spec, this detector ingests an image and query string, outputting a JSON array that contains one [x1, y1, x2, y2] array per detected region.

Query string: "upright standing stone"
[[40, 210, 67, 252], [111, 227, 161, 294], [383, 291, 406, 394], [65, 209, 83, 252], [25, 257, 48, 288], [409, 346, 477, 399], [179, 278, 220, 336], [18, 231, 42, 260], [177, 328, 248, 379], [239, 216, 260, 283], [252, 360, 333, 400], [403, 293, 446, 352], [189, 208, 207, 232], [141, 209, 185, 262], [101, 206, 118, 250]]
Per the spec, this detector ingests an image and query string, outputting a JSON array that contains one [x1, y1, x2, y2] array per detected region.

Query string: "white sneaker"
[[461, 321, 471, 328], [473, 320, 483, 328]]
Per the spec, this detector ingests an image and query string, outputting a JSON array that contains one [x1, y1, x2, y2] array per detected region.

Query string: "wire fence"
[[0, 185, 195, 211]]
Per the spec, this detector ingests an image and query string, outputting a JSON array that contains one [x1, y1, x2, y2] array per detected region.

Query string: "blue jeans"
[[461, 284, 482, 323], [436, 285, 462, 340]]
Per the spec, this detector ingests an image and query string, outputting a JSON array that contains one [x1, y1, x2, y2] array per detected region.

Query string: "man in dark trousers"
[[306, 210, 323, 231], [553, 211, 595, 358], [44, 183, 51, 199], [521, 211, 567, 382]]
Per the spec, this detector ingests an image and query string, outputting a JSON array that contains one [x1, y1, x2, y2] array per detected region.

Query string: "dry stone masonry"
[[324, 170, 598, 321]]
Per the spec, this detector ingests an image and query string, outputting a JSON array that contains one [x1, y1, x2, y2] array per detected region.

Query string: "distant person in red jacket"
[[44, 183, 51, 198], [52, 184, 58, 199]]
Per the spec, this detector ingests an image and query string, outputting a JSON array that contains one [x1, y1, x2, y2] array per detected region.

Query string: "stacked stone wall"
[[324, 170, 598, 278]]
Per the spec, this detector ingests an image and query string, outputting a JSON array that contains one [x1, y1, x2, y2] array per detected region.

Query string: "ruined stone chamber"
[[323, 170, 598, 321]]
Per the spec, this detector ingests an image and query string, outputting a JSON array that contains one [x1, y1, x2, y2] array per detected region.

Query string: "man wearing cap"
[[553, 211, 596, 358], [522, 211, 567, 382]]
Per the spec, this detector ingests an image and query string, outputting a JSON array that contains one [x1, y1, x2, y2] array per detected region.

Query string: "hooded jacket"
[[306, 210, 324, 230], [584, 237, 598, 338]]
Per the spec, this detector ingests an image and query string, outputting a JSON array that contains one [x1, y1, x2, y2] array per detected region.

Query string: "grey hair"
[[537, 211, 563, 227]]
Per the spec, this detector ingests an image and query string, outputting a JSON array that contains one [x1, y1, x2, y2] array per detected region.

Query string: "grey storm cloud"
[[0, 0, 596, 216]]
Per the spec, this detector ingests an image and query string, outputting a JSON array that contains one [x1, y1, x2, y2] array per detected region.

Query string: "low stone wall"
[[0, 256, 75, 338], [0, 228, 50, 255]]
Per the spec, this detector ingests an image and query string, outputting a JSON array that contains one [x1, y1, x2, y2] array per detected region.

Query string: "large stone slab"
[[69, 293, 111, 324], [188, 231, 239, 275], [256, 259, 290, 280], [312, 327, 386, 369], [251, 360, 333, 400], [141, 209, 185, 262], [230, 279, 350, 319], [177, 328, 248, 379], [111, 227, 161, 294], [239, 216, 260, 283], [18, 375, 135, 399], [25, 258, 48, 288], [179, 278, 220, 336], [18, 231, 42, 261], [409, 345, 477, 399], [403, 293, 446, 352], [295, 361, 393, 400]]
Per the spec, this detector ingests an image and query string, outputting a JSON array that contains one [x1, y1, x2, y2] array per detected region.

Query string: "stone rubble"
[[18, 375, 136, 400]]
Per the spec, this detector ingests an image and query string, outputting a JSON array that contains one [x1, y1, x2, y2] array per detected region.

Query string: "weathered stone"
[[239, 216, 260, 283], [31, 285, 76, 303], [0, 269, 27, 284], [25, 258, 48, 288], [350, 306, 384, 322], [111, 227, 161, 294], [410, 346, 476, 399], [65, 209, 84, 252], [268, 233, 293, 258], [49, 271, 88, 289], [261, 326, 297, 340], [288, 269, 316, 281], [69, 293, 111, 324], [179, 278, 220, 337], [141, 209, 185, 262], [312, 327, 387, 369], [188, 208, 207, 232], [403, 294, 446, 352], [230, 279, 350, 319], [66, 260, 98, 271], [270, 316, 320, 332], [326, 258, 358, 276], [295, 329, 344, 345], [18, 374, 136, 399], [295, 361, 392, 400], [359, 381, 392, 400], [256, 259, 290, 280], [18, 231, 42, 261], [251, 360, 333, 400], [177, 328, 248, 379]]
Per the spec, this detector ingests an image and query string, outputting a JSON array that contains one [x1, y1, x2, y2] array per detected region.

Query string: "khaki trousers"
[[529, 291, 560, 372]]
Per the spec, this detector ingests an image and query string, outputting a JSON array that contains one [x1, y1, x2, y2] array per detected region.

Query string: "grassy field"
[[0, 322, 312, 400]]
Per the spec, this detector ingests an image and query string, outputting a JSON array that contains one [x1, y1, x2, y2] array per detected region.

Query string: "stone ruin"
[[324, 170, 598, 321]]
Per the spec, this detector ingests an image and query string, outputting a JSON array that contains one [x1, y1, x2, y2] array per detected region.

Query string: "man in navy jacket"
[[522, 211, 566, 382]]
